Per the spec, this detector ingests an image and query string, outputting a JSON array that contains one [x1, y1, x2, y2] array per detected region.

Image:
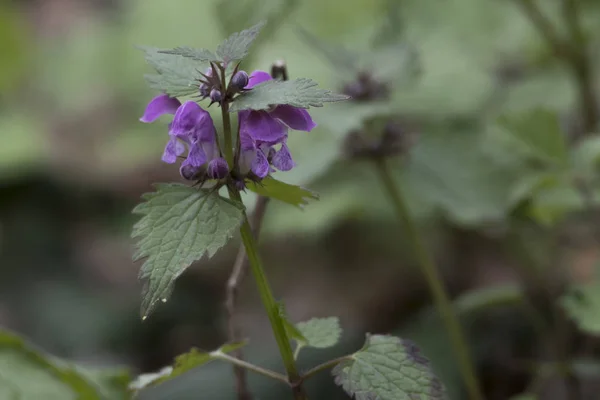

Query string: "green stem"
[[374, 158, 483, 400], [229, 188, 307, 400], [221, 100, 234, 169], [301, 356, 352, 382], [219, 65, 234, 168], [212, 352, 288, 383], [220, 72, 305, 397]]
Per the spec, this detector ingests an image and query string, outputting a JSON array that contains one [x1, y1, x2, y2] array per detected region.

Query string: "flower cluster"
[[140, 69, 316, 187]]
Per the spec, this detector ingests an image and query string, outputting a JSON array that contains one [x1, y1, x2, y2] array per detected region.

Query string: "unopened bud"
[[180, 164, 204, 181], [342, 71, 390, 102], [230, 71, 249, 90], [210, 88, 223, 103], [207, 158, 229, 180], [199, 68, 213, 97], [271, 60, 288, 81]]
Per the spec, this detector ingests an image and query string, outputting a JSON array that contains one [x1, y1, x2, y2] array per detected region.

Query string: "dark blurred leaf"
[[571, 135, 600, 179], [371, 0, 405, 46], [131, 342, 247, 392], [0, 7, 29, 95], [132, 184, 244, 318], [230, 78, 349, 112], [246, 177, 319, 208], [215, 0, 299, 66], [406, 128, 521, 225], [75, 367, 132, 400], [495, 109, 569, 168], [138, 46, 203, 96], [332, 334, 446, 400], [508, 172, 562, 207], [454, 285, 524, 316], [561, 283, 600, 335], [216, 21, 266, 63], [296, 27, 360, 77], [297, 28, 416, 83], [527, 184, 588, 226], [0, 330, 129, 400]]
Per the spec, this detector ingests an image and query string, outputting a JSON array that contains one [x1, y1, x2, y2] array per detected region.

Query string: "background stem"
[[562, 0, 598, 134], [374, 158, 483, 400], [516, 0, 598, 135]]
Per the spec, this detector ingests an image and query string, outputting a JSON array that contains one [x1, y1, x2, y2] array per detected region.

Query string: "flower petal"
[[272, 143, 295, 171], [243, 110, 287, 142], [271, 105, 317, 132], [245, 71, 273, 89], [182, 142, 207, 167], [171, 101, 211, 138], [251, 150, 269, 178], [140, 94, 181, 123], [207, 157, 229, 179], [161, 136, 184, 163]]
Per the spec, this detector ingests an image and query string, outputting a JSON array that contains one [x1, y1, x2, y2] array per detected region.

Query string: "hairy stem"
[[213, 352, 288, 383], [374, 158, 483, 400], [226, 196, 271, 400], [221, 85, 305, 397], [228, 188, 307, 399], [219, 65, 235, 168]]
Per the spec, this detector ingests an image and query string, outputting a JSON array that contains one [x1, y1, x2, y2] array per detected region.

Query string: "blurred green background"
[[3, 0, 600, 399]]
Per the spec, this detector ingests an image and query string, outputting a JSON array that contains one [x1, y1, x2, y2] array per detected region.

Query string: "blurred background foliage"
[[3, 0, 600, 398]]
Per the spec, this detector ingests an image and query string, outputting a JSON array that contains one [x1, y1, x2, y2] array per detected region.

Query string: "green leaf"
[[297, 27, 416, 84], [296, 27, 360, 77], [216, 21, 265, 63], [132, 184, 244, 318], [229, 78, 349, 112], [454, 284, 524, 316], [158, 47, 217, 62], [332, 334, 446, 400], [0, 329, 128, 400], [246, 176, 319, 208], [138, 46, 203, 96], [75, 367, 131, 400], [296, 317, 342, 349], [277, 303, 307, 342], [215, 0, 299, 67], [561, 283, 600, 335], [130, 342, 247, 391], [495, 109, 569, 168], [129, 367, 173, 392], [571, 135, 600, 179], [215, 341, 248, 355], [407, 127, 522, 225]]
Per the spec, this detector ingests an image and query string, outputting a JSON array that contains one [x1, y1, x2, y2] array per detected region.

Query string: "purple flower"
[[237, 71, 316, 179], [140, 94, 228, 179]]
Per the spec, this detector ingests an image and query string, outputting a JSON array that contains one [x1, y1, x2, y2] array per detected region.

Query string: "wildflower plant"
[[130, 21, 446, 400]]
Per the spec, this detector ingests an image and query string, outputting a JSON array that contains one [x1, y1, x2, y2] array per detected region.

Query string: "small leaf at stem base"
[[332, 334, 446, 400]]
